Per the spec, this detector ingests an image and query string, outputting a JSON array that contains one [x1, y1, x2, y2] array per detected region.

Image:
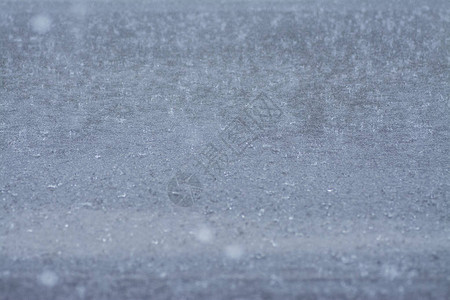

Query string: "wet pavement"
[[0, 0, 449, 299]]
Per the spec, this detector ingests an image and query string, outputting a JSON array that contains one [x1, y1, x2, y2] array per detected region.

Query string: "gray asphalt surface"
[[0, 0, 449, 299]]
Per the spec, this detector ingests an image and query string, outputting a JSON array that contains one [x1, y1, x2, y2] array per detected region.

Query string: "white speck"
[[224, 244, 244, 260], [47, 184, 57, 190], [30, 15, 51, 34], [38, 270, 58, 287], [194, 226, 213, 243]]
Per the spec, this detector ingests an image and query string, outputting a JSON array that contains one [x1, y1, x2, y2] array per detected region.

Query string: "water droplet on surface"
[[30, 15, 51, 34], [224, 244, 244, 259], [194, 226, 213, 243], [38, 270, 58, 287]]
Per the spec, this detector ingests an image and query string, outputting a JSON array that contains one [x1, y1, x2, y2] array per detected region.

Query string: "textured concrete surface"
[[0, 0, 449, 299]]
